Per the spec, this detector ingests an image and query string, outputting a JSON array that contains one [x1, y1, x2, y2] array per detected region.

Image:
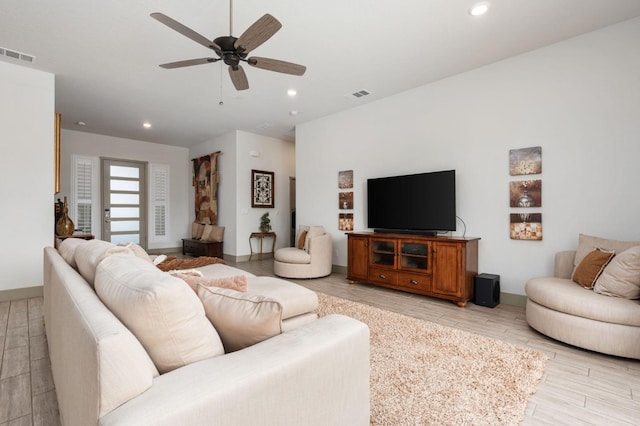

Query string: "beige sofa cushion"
[[594, 246, 640, 299], [75, 239, 116, 286], [197, 286, 283, 352], [57, 238, 88, 269], [525, 277, 640, 326], [274, 247, 311, 264], [95, 254, 224, 373], [121, 242, 152, 263], [574, 234, 640, 270], [247, 276, 319, 320], [304, 225, 325, 251]]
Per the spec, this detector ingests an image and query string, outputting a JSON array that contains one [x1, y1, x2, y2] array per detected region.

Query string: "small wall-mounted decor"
[[339, 192, 353, 209], [338, 170, 353, 189], [510, 213, 542, 240], [509, 179, 542, 208], [339, 213, 354, 231], [252, 169, 274, 208], [509, 146, 542, 176]]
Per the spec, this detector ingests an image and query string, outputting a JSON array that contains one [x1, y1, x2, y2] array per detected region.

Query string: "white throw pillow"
[[57, 238, 88, 269], [74, 239, 116, 286], [197, 285, 283, 353], [303, 225, 325, 252], [594, 246, 640, 299], [95, 254, 224, 373]]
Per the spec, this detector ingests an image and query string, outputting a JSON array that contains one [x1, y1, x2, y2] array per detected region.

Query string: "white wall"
[[60, 129, 191, 250], [0, 61, 55, 291], [296, 17, 640, 295], [190, 130, 295, 257]]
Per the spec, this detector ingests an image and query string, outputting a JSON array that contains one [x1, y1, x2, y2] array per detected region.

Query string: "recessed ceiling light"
[[287, 89, 297, 97], [76, 121, 86, 126], [143, 122, 152, 128], [289, 110, 299, 116], [469, 2, 490, 16]]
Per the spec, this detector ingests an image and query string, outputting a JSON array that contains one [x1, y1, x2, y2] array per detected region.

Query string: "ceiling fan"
[[150, 2, 306, 91]]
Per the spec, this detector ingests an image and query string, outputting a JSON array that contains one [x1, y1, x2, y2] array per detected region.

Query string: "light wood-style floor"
[[1, 259, 638, 425]]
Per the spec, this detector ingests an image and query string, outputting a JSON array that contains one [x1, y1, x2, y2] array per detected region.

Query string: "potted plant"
[[259, 212, 272, 232]]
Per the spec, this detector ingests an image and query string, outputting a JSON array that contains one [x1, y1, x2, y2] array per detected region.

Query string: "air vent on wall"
[[0, 47, 35, 64]]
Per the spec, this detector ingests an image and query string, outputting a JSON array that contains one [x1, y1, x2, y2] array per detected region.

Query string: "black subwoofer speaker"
[[474, 273, 500, 308]]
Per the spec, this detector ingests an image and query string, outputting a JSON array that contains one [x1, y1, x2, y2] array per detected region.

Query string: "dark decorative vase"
[[56, 196, 75, 236]]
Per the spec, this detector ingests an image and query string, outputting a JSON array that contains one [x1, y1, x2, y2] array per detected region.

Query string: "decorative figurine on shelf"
[[259, 212, 272, 233], [56, 196, 75, 236]]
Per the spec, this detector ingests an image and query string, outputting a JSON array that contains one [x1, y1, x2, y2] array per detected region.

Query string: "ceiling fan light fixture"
[[469, 2, 490, 16]]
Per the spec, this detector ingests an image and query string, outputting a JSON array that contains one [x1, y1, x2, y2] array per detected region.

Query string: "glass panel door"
[[399, 240, 431, 273], [102, 159, 147, 247]]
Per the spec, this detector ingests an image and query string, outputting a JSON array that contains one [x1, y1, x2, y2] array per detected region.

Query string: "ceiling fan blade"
[[248, 57, 306, 76], [234, 14, 282, 54], [151, 13, 220, 51], [159, 58, 219, 69], [229, 65, 249, 90]]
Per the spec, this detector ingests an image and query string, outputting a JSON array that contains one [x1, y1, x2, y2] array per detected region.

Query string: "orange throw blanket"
[[156, 256, 225, 272]]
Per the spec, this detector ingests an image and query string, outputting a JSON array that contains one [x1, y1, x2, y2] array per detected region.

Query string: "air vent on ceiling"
[[256, 123, 273, 130], [0, 47, 35, 64], [351, 89, 371, 98]]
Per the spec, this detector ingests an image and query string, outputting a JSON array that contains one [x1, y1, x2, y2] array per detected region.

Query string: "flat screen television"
[[367, 169, 456, 235]]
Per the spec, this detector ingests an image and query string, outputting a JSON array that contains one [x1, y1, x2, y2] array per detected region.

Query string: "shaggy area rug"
[[316, 293, 548, 426]]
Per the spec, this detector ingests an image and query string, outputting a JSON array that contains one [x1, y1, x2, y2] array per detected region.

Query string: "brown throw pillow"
[[571, 248, 615, 289], [297, 230, 308, 249], [208, 226, 225, 242], [201, 224, 214, 241], [194, 223, 205, 240]]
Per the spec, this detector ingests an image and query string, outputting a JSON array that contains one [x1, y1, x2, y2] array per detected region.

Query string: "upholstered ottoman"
[[247, 276, 319, 331]]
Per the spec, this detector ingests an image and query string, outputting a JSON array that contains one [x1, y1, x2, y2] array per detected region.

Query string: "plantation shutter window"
[[71, 155, 100, 237], [150, 163, 170, 243]]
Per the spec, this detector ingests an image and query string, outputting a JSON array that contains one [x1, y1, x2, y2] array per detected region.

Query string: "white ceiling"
[[2, 0, 640, 147]]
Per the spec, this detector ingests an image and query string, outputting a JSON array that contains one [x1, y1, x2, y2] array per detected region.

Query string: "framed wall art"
[[509, 146, 542, 176], [251, 169, 274, 208], [510, 213, 543, 240], [509, 179, 542, 208], [339, 213, 354, 231], [339, 192, 353, 209], [338, 170, 353, 189]]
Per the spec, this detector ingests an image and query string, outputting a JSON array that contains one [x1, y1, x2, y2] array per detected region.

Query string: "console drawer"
[[397, 272, 431, 292], [368, 267, 398, 286]]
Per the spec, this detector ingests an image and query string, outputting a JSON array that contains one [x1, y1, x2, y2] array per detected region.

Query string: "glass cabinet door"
[[370, 239, 396, 267], [399, 240, 431, 273]]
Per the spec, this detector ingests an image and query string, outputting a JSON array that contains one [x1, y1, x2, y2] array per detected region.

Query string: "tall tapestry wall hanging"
[[192, 151, 220, 224]]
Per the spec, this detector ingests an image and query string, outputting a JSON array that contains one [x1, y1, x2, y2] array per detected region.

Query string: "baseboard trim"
[[0, 286, 44, 302], [500, 292, 527, 307], [333, 264, 347, 275]]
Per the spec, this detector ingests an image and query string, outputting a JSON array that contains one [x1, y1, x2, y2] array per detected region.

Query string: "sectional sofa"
[[43, 239, 370, 425]]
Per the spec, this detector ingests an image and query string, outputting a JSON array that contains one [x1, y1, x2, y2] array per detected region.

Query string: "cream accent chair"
[[525, 234, 640, 359], [274, 225, 333, 279]]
